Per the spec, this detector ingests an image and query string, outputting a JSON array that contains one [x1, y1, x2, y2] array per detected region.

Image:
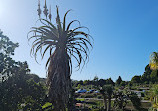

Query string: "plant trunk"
[[103, 95, 107, 110], [47, 49, 71, 111], [107, 96, 111, 111]]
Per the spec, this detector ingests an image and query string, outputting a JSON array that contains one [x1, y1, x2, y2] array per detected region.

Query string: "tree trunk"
[[47, 49, 71, 111], [107, 96, 111, 111], [103, 95, 107, 110]]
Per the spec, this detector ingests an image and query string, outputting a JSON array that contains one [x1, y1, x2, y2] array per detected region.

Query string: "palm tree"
[[149, 52, 158, 70], [149, 52, 158, 79], [28, 7, 93, 110]]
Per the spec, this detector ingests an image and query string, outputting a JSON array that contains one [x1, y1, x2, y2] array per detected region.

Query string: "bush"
[[80, 93, 97, 98], [75, 93, 80, 98], [141, 92, 145, 97], [97, 95, 102, 99]]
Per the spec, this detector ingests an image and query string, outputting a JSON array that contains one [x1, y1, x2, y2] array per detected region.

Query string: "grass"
[[76, 98, 85, 101]]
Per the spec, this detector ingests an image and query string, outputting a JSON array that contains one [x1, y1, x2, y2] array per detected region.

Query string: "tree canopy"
[[0, 30, 47, 111]]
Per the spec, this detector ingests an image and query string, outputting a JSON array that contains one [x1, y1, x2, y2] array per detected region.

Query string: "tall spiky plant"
[[28, 4, 93, 110]]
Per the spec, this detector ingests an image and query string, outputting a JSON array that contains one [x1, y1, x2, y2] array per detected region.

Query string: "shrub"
[[80, 93, 97, 98], [97, 95, 102, 99]]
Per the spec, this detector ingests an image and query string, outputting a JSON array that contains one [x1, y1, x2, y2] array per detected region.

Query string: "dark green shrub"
[[97, 95, 102, 99]]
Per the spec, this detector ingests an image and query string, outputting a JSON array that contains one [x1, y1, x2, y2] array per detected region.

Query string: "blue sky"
[[0, 0, 158, 81]]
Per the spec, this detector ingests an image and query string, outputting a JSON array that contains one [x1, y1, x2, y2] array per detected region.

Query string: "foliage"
[[67, 88, 76, 110], [120, 81, 126, 87], [0, 30, 18, 55], [128, 92, 141, 110], [149, 84, 158, 110], [128, 82, 132, 89], [99, 85, 113, 110], [141, 64, 152, 84], [106, 85, 113, 111], [98, 79, 106, 87], [0, 61, 30, 111], [113, 91, 128, 111], [150, 52, 158, 70], [116, 76, 122, 85], [131, 75, 141, 83], [0, 30, 47, 111], [107, 78, 115, 86], [150, 70, 158, 83], [19, 80, 47, 110], [28, 6, 93, 110], [42, 102, 54, 111], [0, 62, 47, 111], [93, 76, 99, 87], [80, 93, 97, 98], [0, 30, 19, 81]]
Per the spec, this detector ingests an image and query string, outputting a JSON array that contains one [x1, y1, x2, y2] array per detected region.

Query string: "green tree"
[[0, 62, 47, 111], [100, 85, 113, 111], [0, 62, 30, 111], [0, 30, 18, 55], [93, 76, 99, 87], [28, 7, 92, 110], [0, 30, 19, 81], [128, 82, 132, 89], [99, 86, 108, 110], [128, 92, 141, 110], [19, 80, 46, 111], [116, 76, 122, 85], [149, 52, 158, 82], [150, 84, 158, 110], [150, 52, 158, 70], [150, 70, 158, 83], [113, 91, 128, 111], [0, 30, 46, 111], [120, 81, 126, 87], [107, 78, 115, 86], [131, 75, 141, 83], [141, 64, 152, 84], [106, 85, 113, 111], [98, 79, 106, 87]]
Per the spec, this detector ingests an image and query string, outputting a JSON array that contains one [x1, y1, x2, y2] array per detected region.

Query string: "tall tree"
[[113, 91, 128, 111], [107, 78, 115, 86], [99, 86, 108, 110], [28, 6, 93, 110], [116, 76, 122, 85], [150, 52, 158, 70], [93, 76, 99, 86], [131, 75, 141, 83], [128, 92, 141, 110], [0, 30, 18, 81], [106, 85, 113, 111], [0, 30, 18, 55], [150, 70, 158, 83], [0, 30, 46, 110], [141, 64, 152, 84], [150, 84, 158, 110], [100, 85, 113, 111]]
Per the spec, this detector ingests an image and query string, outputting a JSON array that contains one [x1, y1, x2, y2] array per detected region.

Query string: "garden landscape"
[[1, 0, 158, 111]]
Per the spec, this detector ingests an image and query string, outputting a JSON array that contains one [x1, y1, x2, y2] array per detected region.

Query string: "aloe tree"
[[28, 7, 92, 110]]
